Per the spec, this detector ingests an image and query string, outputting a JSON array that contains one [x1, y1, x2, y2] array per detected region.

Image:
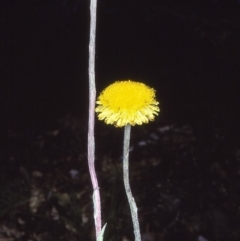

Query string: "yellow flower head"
[[95, 80, 160, 127]]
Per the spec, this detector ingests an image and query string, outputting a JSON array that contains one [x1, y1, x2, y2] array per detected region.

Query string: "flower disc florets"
[[95, 80, 160, 127]]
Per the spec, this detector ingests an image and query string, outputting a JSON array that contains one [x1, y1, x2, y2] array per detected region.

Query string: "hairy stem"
[[88, 0, 102, 239], [123, 124, 141, 241]]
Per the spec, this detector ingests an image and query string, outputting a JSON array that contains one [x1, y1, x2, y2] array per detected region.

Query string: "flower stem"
[[123, 124, 141, 241], [88, 0, 102, 239]]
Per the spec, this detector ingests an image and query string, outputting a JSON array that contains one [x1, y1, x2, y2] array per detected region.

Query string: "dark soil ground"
[[2, 116, 240, 241]]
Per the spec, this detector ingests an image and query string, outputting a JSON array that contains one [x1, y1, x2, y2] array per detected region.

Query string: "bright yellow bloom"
[[95, 80, 160, 127]]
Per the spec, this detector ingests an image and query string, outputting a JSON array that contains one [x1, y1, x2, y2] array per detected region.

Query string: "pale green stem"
[[88, 0, 103, 239], [123, 124, 141, 241]]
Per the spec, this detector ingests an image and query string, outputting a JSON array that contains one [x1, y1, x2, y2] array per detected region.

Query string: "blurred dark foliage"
[[1, 116, 240, 241], [1, 0, 240, 241]]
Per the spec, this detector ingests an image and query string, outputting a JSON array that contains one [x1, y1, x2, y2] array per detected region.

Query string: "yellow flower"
[[95, 80, 160, 127]]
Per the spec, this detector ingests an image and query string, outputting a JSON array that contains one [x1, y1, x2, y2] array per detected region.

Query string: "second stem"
[[123, 124, 141, 241]]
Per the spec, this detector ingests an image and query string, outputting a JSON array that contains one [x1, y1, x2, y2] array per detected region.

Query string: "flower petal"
[[95, 80, 160, 127]]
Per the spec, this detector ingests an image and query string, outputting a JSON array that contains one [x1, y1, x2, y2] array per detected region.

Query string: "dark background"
[[1, 1, 240, 240], [2, 0, 240, 133]]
